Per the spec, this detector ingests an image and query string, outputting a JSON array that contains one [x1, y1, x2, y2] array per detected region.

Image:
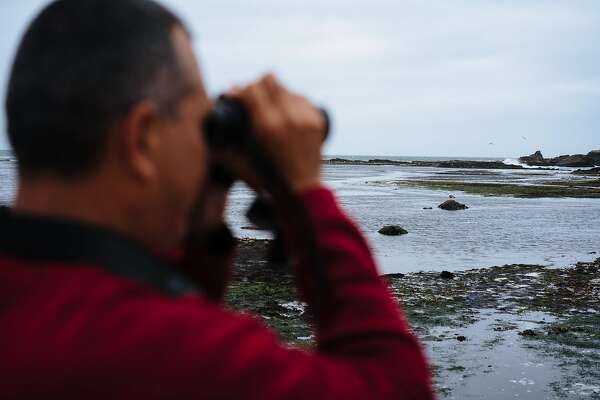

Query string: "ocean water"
[[1, 151, 598, 273], [227, 162, 600, 274]]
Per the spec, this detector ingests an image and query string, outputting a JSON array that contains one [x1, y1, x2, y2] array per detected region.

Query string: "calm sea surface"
[[1, 151, 598, 273]]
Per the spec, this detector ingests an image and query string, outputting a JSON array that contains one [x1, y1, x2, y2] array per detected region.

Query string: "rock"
[[518, 329, 537, 337], [378, 225, 408, 236], [572, 167, 600, 176], [519, 150, 547, 166], [587, 150, 600, 164], [551, 154, 595, 168], [519, 151, 595, 167], [456, 335, 467, 342], [449, 194, 455, 198], [382, 273, 405, 279], [326, 158, 523, 169], [423, 207, 433, 210], [325, 158, 410, 166], [440, 271, 455, 279], [412, 160, 523, 169], [438, 200, 468, 211]]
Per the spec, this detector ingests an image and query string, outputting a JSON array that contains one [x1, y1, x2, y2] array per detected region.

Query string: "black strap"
[[0, 207, 198, 297]]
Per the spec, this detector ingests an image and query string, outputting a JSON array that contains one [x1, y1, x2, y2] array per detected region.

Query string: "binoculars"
[[204, 96, 330, 153], [202, 96, 331, 266]]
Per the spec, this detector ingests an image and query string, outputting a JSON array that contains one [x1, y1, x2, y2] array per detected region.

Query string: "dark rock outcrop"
[[438, 200, 468, 211], [519, 151, 546, 166], [587, 150, 600, 164], [552, 154, 595, 167], [382, 272, 405, 279], [413, 160, 522, 169], [520, 150, 596, 168], [378, 225, 408, 236], [325, 158, 523, 169], [440, 271, 455, 279], [572, 167, 600, 176], [325, 158, 409, 166]]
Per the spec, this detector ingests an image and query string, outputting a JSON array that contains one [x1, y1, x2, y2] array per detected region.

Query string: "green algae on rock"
[[395, 180, 600, 198]]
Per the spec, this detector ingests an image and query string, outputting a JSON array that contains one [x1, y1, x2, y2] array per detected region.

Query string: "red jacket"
[[0, 187, 433, 399]]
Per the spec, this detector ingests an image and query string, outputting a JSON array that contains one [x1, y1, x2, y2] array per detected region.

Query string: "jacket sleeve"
[[100, 187, 434, 399]]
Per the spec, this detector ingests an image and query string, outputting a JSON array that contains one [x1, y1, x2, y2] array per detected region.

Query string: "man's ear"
[[118, 102, 162, 182]]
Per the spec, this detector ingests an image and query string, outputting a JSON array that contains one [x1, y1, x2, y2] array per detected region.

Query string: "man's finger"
[[240, 83, 280, 134], [263, 74, 285, 104]]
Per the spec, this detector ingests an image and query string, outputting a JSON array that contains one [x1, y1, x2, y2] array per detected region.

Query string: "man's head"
[[5, 0, 211, 248]]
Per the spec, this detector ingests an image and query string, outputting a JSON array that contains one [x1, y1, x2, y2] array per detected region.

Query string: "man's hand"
[[227, 74, 327, 193], [187, 74, 327, 235]]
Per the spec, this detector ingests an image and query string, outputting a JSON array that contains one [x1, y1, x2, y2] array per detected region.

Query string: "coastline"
[[227, 238, 600, 398], [324, 157, 526, 169], [394, 179, 600, 198], [324, 149, 600, 170]]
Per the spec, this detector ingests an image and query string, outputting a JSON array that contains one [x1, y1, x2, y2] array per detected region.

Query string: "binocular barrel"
[[203, 96, 331, 151]]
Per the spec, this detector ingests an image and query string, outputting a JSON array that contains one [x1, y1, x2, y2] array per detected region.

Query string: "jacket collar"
[[0, 207, 198, 296]]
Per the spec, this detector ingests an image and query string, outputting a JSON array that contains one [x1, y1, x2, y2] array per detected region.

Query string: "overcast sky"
[[1, 1, 599, 157]]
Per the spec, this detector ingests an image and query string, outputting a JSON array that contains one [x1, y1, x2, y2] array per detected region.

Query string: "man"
[[0, 0, 433, 399]]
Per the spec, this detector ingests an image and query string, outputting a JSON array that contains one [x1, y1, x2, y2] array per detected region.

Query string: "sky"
[[1, 1, 599, 158]]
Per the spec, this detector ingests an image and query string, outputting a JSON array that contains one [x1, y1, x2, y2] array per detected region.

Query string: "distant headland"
[[323, 158, 524, 169], [324, 150, 600, 169], [519, 150, 600, 168]]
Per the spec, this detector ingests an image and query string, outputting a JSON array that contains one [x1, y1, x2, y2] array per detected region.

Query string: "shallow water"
[[228, 164, 600, 273], [426, 308, 599, 399], [1, 154, 599, 273], [428, 310, 562, 399], [388, 261, 600, 399]]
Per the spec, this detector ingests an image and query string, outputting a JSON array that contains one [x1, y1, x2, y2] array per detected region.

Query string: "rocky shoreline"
[[324, 157, 525, 169], [227, 238, 600, 398], [324, 150, 600, 171], [519, 150, 600, 168]]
